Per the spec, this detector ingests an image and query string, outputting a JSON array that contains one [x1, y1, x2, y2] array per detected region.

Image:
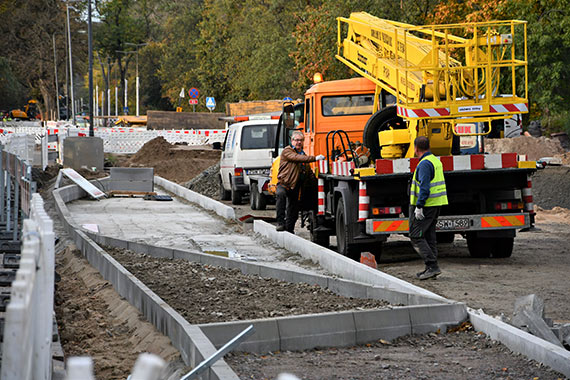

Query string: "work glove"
[[315, 154, 325, 161], [414, 207, 425, 221]]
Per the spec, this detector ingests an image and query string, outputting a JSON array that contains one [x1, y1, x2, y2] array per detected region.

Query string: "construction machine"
[[9, 100, 41, 120], [275, 13, 535, 260]]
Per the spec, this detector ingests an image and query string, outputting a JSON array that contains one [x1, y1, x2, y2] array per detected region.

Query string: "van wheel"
[[250, 184, 259, 210], [231, 188, 242, 205], [335, 198, 359, 260], [219, 176, 231, 201], [256, 192, 267, 210]]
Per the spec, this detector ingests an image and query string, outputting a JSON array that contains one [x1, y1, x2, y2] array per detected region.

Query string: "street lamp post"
[[124, 42, 147, 117], [88, 0, 94, 136], [65, 3, 75, 124], [52, 33, 60, 120]]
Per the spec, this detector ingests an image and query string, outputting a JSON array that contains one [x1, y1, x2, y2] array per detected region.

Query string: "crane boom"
[[337, 12, 528, 125]]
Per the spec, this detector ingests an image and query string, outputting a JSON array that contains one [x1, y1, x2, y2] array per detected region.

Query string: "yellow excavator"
[[9, 100, 41, 120]]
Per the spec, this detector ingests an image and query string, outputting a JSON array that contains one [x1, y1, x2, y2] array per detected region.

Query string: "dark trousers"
[[276, 184, 300, 233], [409, 205, 440, 269]]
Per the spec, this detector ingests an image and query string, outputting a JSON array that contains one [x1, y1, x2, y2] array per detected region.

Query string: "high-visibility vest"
[[410, 154, 448, 207]]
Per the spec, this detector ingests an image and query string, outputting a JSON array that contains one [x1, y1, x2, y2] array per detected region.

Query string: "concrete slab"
[[254, 220, 447, 303], [469, 308, 570, 377], [199, 319, 280, 354], [353, 308, 411, 344], [277, 311, 356, 351], [408, 304, 468, 335], [109, 167, 154, 192]]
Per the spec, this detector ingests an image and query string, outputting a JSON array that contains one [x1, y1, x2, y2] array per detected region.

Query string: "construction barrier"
[[0, 194, 54, 380], [2, 124, 227, 156]]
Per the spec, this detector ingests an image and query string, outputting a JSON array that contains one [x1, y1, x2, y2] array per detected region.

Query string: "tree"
[[0, 0, 85, 119]]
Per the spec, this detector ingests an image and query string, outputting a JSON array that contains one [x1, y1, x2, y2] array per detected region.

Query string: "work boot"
[[416, 268, 427, 278], [276, 224, 285, 232], [418, 267, 442, 280]]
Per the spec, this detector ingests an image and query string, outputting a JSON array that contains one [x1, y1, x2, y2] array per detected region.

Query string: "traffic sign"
[[179, 88, 185, 98], [188, 88, 199, 99], [206, 97, 216, 111], [189, 99, 198, 105]]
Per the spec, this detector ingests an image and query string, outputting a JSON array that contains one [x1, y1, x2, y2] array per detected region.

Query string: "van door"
[[220, 125, 237, 189]]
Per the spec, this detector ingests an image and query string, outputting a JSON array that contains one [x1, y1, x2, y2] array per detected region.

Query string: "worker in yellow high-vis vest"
[[409, 136, 448, 280]]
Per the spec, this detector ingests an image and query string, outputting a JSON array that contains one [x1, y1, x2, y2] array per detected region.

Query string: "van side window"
[[305, 99, 311, 133], [224, 128, 231, 151]]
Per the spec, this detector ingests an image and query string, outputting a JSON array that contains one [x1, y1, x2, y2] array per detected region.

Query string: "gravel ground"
[[103, 246, 390, 324], [227, 323, 565, 379]]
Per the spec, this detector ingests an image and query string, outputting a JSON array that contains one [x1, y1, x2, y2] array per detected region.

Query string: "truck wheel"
[[250, 184, 259, 210], [466, 233, 492, 258], [309, 211, 329, 248], [219, 176, 231, 201], [491, 237, 514, 258], [231, 188, 242, 205], [335, 198, 359, 260], [437, 232, 455, 244], [363, 106, 405, 160]]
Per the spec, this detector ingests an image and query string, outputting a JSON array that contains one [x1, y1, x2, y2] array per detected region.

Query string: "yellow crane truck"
[[277, 13, 536, 260]]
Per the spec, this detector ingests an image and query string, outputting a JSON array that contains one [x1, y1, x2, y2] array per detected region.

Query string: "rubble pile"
[[184, 163, 220, 198], [484, 135, 566, 161]]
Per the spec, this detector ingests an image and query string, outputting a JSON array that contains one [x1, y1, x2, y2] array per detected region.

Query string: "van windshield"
[[321, 94, 374, 116], [240, 124, 276, 149]]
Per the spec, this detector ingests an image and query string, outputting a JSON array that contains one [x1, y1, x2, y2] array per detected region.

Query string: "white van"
[[219, 119, 279, 205]]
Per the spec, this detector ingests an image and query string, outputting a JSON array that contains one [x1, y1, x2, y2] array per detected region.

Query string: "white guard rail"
[[1, 194, 54, 380]]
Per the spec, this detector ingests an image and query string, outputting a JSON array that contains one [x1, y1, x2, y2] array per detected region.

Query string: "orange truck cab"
[[298, 77, 376, 158]]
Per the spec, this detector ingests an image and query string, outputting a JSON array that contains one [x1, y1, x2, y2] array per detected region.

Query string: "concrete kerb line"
[[52, 178, 570, 377]]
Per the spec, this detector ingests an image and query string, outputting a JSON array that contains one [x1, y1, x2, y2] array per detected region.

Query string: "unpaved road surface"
[[378, 210, 570, 321], [227, 325, 564, 379]]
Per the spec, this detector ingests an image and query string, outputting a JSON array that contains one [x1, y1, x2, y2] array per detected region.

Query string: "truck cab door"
[[304, 96, 315, 156]]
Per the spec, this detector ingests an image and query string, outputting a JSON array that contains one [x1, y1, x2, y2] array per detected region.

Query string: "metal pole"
[[52, 34, 60, 120], [124, 79, 128, 114], [136, 51, 139, 116], [95, 85, 99, 127], [107, 88, 111, 118], [180, 325, 255, 380], [88, 0, 94, 136], [66, 4, 76, 125], [0, 147, 4, 224], [115, 86, 118, 116], [12, 160, 18, 242]]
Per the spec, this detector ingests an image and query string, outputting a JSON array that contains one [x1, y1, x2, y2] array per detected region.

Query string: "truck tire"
[[466, 233, 492, 258], [309, 211, 329, 248], [335, 198, 359, 260], [363, 106, 405, 160], [250, 184, 259, 210], [231, 188, 242, 205], [219, 176, 231, 201], [437, 232, 455, 244], [491, 237, 514, 258]]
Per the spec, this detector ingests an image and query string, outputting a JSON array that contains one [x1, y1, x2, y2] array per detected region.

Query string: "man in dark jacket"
[[409, 136, 448, 280], [276, 131, 325, 232]]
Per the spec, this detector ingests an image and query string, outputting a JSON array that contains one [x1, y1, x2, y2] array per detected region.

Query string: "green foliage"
[[0, 56, 26, 109]]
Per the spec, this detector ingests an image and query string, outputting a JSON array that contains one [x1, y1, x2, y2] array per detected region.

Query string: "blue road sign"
[[188, 88, 200, 99], [283, 97, 293, 102], [206, 97, 216, 111]]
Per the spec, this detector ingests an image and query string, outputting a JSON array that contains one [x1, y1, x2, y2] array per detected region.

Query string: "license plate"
[[246, 168, 270, 175], [436, 218, 469, 230]]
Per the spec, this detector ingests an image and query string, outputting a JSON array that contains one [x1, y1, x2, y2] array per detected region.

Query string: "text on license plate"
[[436, 218, 470, 230]]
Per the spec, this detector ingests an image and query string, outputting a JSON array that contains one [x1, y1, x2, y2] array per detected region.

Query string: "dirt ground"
[[108, 136, 221, 184], [227, 324, 564, 379], [104, 246, 389, 323]]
